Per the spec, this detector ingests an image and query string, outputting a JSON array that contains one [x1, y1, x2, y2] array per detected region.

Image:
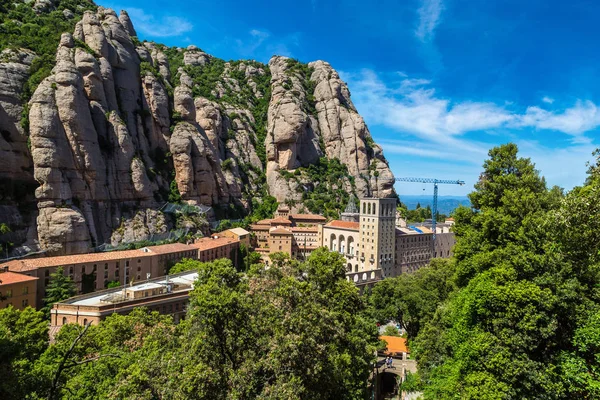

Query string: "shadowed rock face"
[[2, 5, 395, 256]]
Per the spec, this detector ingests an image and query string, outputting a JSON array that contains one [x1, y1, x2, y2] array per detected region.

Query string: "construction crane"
[[393, 177, 465, 241]]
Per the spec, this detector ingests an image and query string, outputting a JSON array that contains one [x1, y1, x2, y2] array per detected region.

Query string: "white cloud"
[[542, 96, 554, 104], [126, 8, 193, 37], [415, 0, 444, 42], [519, 101, 600, 138], [342, 69, 599, 193], [342, 69, 600, 143]]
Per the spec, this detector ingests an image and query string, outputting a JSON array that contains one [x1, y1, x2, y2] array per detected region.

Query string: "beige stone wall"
[[359, 198, 396, 278], [268, 233, 292, 256], [434, 232, 455, 258]]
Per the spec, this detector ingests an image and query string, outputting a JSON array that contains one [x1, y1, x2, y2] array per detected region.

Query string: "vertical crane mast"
[[393, 177, 465, 242]]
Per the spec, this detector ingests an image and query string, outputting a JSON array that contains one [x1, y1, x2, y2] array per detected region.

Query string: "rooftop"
[[0, 270, 39, 285], [326, 220, 360, 230], [289, 213, 327, 221], [142, 242, 194, 255], [380, 336, 409, 354], [225, 227, 250, 236], [249, 224, 270, 231], [61, 270, 199, 307], [255, 219, 273, 225], [270, 217, 292, 225], [190, 237, 239, 251], [270, 226, 293, 235], [4, 248, 156, 272]]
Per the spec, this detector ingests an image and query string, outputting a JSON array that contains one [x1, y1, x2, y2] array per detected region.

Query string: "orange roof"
[[256, 219, 273, 225], [0, 271, 38, 285], [326, 220, 360, 230], [4, 249, 155, 272], [270, 227, 292, 235], [445, 217, 455, 221], [249, 224, 270, 231], [270, 217, 292, 225], [380, 336, 409, 354], [145, 243, 195, 254], [191, 237, 239, 252], [289, 213, 327, 221]]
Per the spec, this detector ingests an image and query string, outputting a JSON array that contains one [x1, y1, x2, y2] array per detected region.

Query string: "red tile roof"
[[4, 249, 156, 272], [255, 219, 272, 225], [270, 227, 292, 235], [249, 224, 270, 231], [270, 217, 292, 225], [145, 243, 195, 254], [0, 271, 38, 285], [326, 220, 360, 230], [289, 214, 327, 221], [380, 336, 409, 354], [190, 237, 239, 252]]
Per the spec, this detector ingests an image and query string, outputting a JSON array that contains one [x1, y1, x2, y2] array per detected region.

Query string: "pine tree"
[[42, 267, 76, 318]]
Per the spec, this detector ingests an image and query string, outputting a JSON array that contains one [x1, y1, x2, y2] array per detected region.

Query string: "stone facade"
[[4, 239, 238, 308], [50, 270, 198, 333]]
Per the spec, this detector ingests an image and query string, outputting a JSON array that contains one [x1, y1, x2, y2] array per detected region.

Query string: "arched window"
[[363, 202, 366, 214], [346, 263, 352, 272], [368, 203, 371, 215], [339, 235, 345, 254], [330, 234, 337, 251], [348, 237, 354, 255], [83, 318, 88, 325], [62, 317, 67, 325], [373, 203, 376, 215], [355, 264, 359, 272]]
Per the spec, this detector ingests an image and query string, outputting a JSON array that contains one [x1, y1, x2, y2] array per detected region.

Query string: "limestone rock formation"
[[1, 3, 396, 256], [28, 8, 169, 255], [309, 60, 394, 198], [264, 56, 394, 203]]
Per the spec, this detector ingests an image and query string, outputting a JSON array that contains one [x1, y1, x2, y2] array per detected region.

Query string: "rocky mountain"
[[0, 0, 395, 256]]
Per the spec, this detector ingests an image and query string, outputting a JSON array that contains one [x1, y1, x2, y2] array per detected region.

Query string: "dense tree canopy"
[[372, 143, 600, 399], [0, 249, 378, 399]]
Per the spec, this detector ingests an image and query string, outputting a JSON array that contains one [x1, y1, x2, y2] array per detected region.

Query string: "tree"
[[0, 306, 48, 399], [382, 325, 401, 337], [0, 222, 12, 258], [409, 143, 571, 398], [369, 258, 455, 339], [42, 267, 76, 318]]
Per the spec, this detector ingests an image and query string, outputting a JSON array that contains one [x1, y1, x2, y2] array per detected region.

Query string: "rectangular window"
[[23, 286, 28, 295], [6, 289, 12, 298]]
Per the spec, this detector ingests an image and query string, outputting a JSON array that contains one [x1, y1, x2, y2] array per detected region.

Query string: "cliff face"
[[0, 2, 395, 256]]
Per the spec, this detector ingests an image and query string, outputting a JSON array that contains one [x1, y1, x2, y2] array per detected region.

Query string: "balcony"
[[346, 252, 354, 259], [360, 256, 365, 262]]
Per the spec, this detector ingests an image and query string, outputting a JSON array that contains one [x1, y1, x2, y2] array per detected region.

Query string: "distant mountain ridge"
[[400, 195, 471, 215]]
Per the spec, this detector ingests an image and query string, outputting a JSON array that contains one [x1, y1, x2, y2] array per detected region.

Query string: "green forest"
[[370, 143, 600, 398], [0, 249, 379, 400]]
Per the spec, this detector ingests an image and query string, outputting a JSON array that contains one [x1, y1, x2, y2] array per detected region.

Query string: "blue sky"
[[104, 0, 600, 196]]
